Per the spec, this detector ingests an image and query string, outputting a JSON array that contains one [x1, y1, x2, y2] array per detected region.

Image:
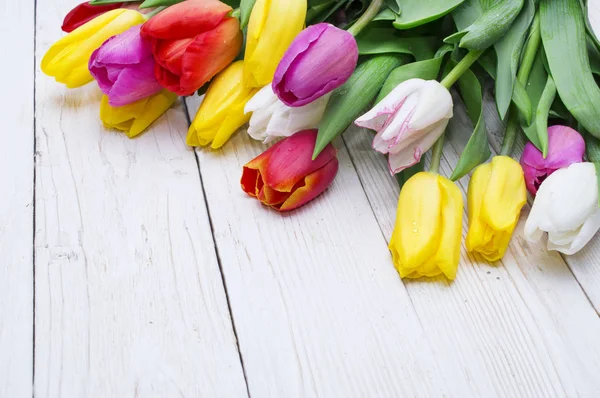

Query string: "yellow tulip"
[[466, 156, 527, 261], [187, 61, 258, 149], [244, 0, 306, 88], [41, 9, 145, 88], [389, 172, 463, 280], [100, 89, 177, 138]]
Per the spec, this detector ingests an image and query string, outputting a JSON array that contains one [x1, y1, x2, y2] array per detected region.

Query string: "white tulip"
[[524, 162, 600, 255], [244, 85, 330, 144], [355, 78, 453, 174]]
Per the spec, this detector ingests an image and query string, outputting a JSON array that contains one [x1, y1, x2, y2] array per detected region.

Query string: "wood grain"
[[0, 0, 34, 396], [34, 2, 248, 396], [343, 92, 600, 397], [186, 96, 457, 398]]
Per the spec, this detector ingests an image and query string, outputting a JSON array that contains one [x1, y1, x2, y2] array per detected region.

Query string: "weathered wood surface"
[[2, 1, 600, 395], [33, 1, 248, 396], [0, 0, 34, 396]]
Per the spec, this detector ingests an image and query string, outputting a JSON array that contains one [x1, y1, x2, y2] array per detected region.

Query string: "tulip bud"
[[187, 61, 258, 149], [355, 79, 453, 175], [141, 0, 242, 96], [244, 85, 331, 144], [62, 1, 124, 33], [244, 0, 307, 88], [240, 130, 339, 212], [466, 156, 527, 261], [520, 125, 585, 195], [524, 162, 600, 255], [42, 9, 146, 88], [389, 172, 463, 280], [100, 89, 177, 138], [272, 23, 358, 107], [89, 25, 163, 107]]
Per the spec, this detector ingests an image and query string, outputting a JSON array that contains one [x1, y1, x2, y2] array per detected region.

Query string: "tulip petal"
[[106, 60, 163, 107], [244, 0, 307, 87], [62, 2, 124, 33], [355, 78, 425, 132], [386, 119, 447, 174], [435, 175, 463, 280], [480, 156, 527, 231], [127, 90, 178, 137], [140, 0, 232, 40], [279, 158, 339, 211], [262, 130, 337, 192], [391, 172, 442, 276], [548, 209, 600, 254]]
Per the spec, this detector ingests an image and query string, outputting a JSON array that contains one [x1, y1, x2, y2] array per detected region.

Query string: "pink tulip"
[[273, 23, 358, 107], [89, 25, 163, 107], [520, 125, 586, 195], [240, 130, 339, 212]]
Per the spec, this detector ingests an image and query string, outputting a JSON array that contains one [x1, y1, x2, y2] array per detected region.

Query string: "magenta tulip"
[[520, 125, 586, 195], [89, 25, 163, 107], [272, 23, 358, 107]]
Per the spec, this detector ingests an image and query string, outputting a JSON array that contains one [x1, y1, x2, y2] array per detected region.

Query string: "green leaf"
[[541, 0, 600, 138], [392, 0, 464, 29], [448, 61, 492, 180], [521, 49, 546, 149], [448, 0, 525, 51], [535, 75, 556, 157], [512, 79, 532, 125], [240, 0, 257, 29], [493, 0, 534, 119], [313, 54, 410, 158], [374, 7, 397, 21], [356, 27, 437, 60], [139, 0, 185, 8], [583, 129, 600, 206], [396, 159, 425, 189], [384, 0, 402, 13], [588, 35, 600, 76], [376, 58, 444, 103]]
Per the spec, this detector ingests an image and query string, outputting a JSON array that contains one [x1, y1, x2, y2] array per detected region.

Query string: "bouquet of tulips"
[[42, 0, 600, 281]]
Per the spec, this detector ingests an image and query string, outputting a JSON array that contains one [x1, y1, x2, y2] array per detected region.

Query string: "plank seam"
[[182, 99, 251, 398], [32, 0, 38, 393]]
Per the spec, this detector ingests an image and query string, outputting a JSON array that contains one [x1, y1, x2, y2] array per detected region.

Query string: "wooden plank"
[[34, 2, 248, 396], [344, 92, 600, 396], [0, 0, 34, 396], [185, 96, 462, 397], [481, 90, 600, 313]]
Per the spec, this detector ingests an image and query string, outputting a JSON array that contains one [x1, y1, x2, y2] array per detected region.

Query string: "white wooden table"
[[4, 0, 600, 396]]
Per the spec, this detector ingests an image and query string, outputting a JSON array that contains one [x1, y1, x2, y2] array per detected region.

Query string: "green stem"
[[517, 12, 541, 85], [500, 109, 519, 156], [440, 50, 484, 89], [144, 6, 166, 18], [231, 7, 241, 19], [500, 12, 541, 157], [347, 0, 383, 36], [429, 135, 445, 174]]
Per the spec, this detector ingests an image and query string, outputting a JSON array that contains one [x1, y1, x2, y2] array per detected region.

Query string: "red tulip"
[[140, 0, 242, 96], [61, 2, 124, 33], [241, 130, 339, 212]]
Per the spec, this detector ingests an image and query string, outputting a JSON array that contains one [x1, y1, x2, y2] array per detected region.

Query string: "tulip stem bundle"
[[346, 0, 384, 37]]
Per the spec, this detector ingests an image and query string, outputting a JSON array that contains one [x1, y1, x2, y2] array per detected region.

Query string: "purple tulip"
[[89, 25, 163, 107], [520, 125, 586, 195], [272, 23, 358, 107]]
